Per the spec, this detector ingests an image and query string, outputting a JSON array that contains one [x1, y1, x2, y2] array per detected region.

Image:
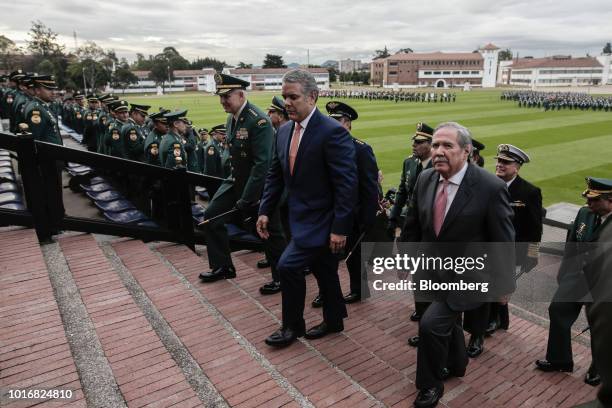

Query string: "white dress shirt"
[[437, 161, 469, 217]]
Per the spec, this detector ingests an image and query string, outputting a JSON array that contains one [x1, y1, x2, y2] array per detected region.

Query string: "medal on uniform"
[[31, 111, 41, 124], [112, 130, 120, 140], [129, 130, 137, 141]]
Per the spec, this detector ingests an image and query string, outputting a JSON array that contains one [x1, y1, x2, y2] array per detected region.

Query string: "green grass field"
[[125, 90, 612, 207]]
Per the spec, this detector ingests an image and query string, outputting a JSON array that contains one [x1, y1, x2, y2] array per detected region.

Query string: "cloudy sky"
[[2, 0, 611, 65]]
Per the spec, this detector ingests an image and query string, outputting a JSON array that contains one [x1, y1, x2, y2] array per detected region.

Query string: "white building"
[[500, 56, 604, 87], [596, 54, 612, 84], [114, 69, 217, 94], [222, 67, 330, 91], [338, 59, 362, 73]]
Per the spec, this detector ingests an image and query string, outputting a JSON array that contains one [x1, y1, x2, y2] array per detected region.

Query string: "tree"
[[189, 57, 227, 71], [27, 20, 65, 57], [149, 55, 173, 93], [374, 46, 390, 60], [604, 42, 612, 55], [0, 35, 23, 72], [397, 48, 413, 54], [162, 46, 190, 70], [112, 63, 138, 94], [132, 53, 155, 70], [237, 61, 253, 69], [327, 67, 338, 82], [262, 54, 286, 68], [498, 48, 513, 61]]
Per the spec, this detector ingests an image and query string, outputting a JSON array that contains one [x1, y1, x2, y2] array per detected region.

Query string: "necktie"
[[289, 122, 302, 175], [433, 180, 449, 236]]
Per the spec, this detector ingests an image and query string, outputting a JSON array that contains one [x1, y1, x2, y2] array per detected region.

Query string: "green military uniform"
[[183, 125, 200, 172], [104, 100, 129, 158], [11, 76, 34, 134], [390, 122, 434, 231], [200, 74, 285, 282], [95, 95, 116, 154], [22, 98, 63, 145], [82, 95, 101, 151], [121, 104, 151, 162], [199, 124, 228, 178], [159, 110, 189, 169], [143, 110, 168, 166], [71, 92, 86, 135], [0, 70, 25, 123]]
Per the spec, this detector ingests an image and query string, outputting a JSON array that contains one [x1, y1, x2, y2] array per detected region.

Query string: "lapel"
[[424, 171, 440, 233], [288, 108, 321, 181], [438, 163, 476, 236], [590, 214, 612, 242]]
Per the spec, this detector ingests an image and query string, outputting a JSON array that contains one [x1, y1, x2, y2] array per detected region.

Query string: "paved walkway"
[[0, 228, 599, 407]]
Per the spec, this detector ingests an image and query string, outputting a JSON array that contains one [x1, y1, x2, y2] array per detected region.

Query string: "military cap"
[[198, 128, 209, 134], [471, 138, 485, 152], [210, 124, 226, 133], [214, 73, 249, 95], [31, 74, 58, 89], [130, 103, 151, 115], [495, 144, 530, 165], [9, 70, 26, 81], [0, 74, 7, 81], [582, 177, 612, 199], [269, 96, 287, 114], [112, 100, 129, 112], [413, 122, 434, 141], [21, 73, 36, 88], [164, 109, 189, 123], [149, 110, 169, 123], [326, 101, 358, 121], [73, 90, 85, 100], [86, 93, 99, 102], [98, 93, 116, 103]]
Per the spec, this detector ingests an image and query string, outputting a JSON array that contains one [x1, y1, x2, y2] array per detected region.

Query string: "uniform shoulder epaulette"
[[248, 108, 259, 117], [256, 118, 267, 127], [353, 137, 365, 145]]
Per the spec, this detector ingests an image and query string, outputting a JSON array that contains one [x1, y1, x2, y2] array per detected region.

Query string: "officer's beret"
[[413, 122, 434, 141], [214, 73, 250, 95], [164, 109, 189, 123], [495, 144, 530, 165], [326, 101, 358, 121], [130, 103, 151, 115], [582, 177, 612, 199]]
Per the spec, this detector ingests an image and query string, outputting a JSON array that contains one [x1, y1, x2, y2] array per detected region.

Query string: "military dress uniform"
[[159, 110, 189, 169], [104, 100, 130, 158], [200, 73, 286, 283], [82, 94, 101, 151], [121, 104, 151, 162], [11, 75, 34, 134], [143, 110, 169, 166], [0, 70, 25, 125], [199, 124, 228, 179], [536, 178, 604, 383]]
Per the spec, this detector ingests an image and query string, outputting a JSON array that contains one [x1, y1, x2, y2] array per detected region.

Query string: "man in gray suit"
[[402, 122, 515, 407]]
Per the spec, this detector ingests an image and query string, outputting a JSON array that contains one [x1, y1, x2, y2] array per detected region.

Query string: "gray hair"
[[434, 122, 472, 148], [282, 69, 319, 99]]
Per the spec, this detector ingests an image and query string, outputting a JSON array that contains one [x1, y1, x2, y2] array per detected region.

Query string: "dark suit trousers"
[[463, 303, 490, 337], [346, 225, 371, 297], [277, 240, 347, 331], [416, 301, 468, 390], [546, 300, 584, 364]]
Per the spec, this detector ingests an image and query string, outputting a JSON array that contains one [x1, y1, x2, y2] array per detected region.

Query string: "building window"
[[443, 71, 450, 75], [471, 71, 479, 74], [434, 71, 441, 74]]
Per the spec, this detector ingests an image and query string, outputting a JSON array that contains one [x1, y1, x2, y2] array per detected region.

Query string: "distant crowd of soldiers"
[[320, 89, 457, 103], [501, 90, 612, 112]]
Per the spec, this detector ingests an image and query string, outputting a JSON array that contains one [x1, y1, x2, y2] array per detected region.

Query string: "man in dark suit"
[[486, 144, 543, 335], [401, 122, 515, 407], [257, 69, 357, 347]]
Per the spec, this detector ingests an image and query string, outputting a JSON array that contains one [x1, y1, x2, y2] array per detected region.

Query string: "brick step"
[[156, 243, 380, 407], [162, 245, 598, 408], [58, 234, 201, 407], [0, 229, 87, 408], [111, 239, 301, 408]]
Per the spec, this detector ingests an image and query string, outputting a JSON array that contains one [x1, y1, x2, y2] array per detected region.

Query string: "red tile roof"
[[228, 68, 329, 74], [384, 52, 483, 62], [509, 57, 602, 69], [481, 43, 500, 51]]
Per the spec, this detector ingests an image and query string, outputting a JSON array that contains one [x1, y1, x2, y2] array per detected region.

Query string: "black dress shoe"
[[257, 258, 270, 269], [311, 294, 323, 308], [466, 335, 484, 358], [259, 281, 281, 295], [343, 292, 361, 304], [485, 319, 499, 337], [265, 327, 304, 347], [199, 266, 236, 283], [304, 321, 344, 340], [410, 311, 421, 322], [413, 385, 443, 408], [584, 372, 601, 386], [407, 335, 420, 347], [535, 359, 573, 372]]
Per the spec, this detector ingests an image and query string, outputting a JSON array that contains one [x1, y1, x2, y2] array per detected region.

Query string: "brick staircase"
[[0, 228, 599, 407]]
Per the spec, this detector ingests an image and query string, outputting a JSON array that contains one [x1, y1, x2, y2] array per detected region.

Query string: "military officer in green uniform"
[[199, 73, 286, 283], [535, 177, 608, 386], [104, 100, 130, 158], [96, 94, 117, 154], [0, 70, 25, 126], [143, 110, 169, 166], [182, 119, 201, 173], [82, 94, 101, 151], [199, 124, 228, 179], [11, 73, 35, 134], [22, 74, 65, 230], [121, 103, 151, 162], [71, 91, 86, 135], [390, 122, 434, 239], [159, 110, 189, 168]]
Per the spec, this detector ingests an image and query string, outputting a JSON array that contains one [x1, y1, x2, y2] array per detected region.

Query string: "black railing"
[[0, 131, 261, 252]]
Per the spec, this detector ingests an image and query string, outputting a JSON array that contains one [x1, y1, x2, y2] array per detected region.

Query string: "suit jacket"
[[401, 163, 516, 311], [353, 138, 379, 230], [259, 108, 357, 248], [508, 175, 543, 266]]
